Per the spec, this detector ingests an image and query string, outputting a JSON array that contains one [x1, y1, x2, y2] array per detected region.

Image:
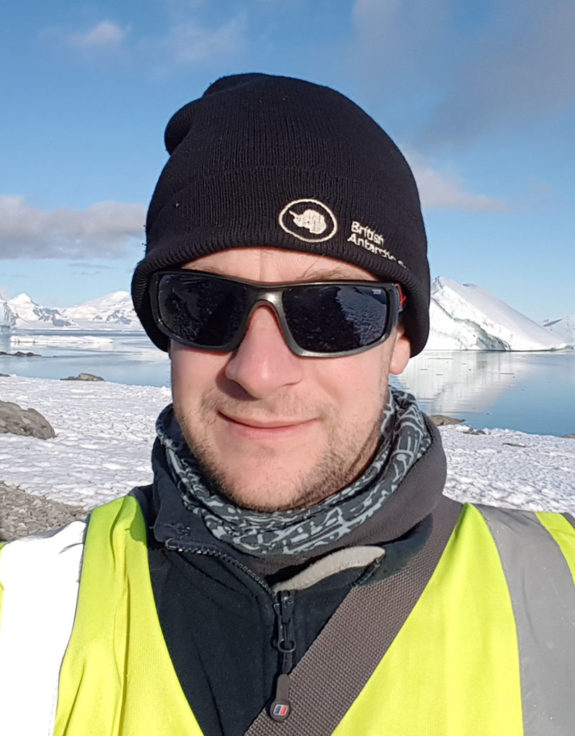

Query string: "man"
[[1, 73, 575, 736]]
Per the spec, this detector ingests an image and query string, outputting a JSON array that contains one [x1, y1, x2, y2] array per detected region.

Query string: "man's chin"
[[211, 473, 315, 512], [206, 460, 353, 512], [180, 425, 378, 511]]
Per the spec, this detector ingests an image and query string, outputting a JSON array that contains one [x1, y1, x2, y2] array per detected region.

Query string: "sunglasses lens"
[[157, 273, 247, 348], [283, 285, 389, 353], [155, 272, 394, 355]]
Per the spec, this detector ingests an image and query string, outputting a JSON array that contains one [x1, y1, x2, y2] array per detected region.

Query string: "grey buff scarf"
[[155, 387, 430, 557]]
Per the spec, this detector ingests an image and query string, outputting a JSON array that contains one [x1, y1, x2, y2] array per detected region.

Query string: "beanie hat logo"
[[279, 199, 338, 243]]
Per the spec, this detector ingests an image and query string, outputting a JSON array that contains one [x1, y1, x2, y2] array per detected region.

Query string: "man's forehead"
[[182, 247, 378, 282]]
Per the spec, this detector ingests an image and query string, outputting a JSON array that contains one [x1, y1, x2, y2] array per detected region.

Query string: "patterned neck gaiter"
[[155, 387, 430, 557]]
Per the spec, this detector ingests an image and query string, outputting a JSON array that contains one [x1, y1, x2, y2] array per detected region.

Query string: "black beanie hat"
[[132, 73, 430, 355]]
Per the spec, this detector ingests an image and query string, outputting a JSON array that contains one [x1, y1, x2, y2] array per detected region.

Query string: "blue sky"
[[1, 0, 574, 322]]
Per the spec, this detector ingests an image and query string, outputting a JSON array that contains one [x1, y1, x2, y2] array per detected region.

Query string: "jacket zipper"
[[164, 539, 296, 721], [270, 590, 295, 721]]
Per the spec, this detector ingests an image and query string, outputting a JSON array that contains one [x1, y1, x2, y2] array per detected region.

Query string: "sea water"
[[0, 330, 170, 387], [394, 349, 575, 437], [1, 330, 574, 437]]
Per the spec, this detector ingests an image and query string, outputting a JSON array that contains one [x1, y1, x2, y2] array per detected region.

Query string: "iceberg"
[[427, 277, 567, 351]]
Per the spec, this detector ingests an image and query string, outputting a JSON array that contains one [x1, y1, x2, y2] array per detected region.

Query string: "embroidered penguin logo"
[[289, 208, 327, 235], [279, 199, 338, 243]]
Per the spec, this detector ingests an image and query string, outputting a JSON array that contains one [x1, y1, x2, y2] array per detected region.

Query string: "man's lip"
[[218, 412, 314, 430]]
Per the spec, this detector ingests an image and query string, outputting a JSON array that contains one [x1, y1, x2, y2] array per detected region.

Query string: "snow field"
[[440, 426, 575, 512], [0, 376, 170, 506], [0, 376, 574, 512]]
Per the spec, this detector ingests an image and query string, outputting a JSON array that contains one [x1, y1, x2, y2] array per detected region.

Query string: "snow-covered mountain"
[[6, 294, 75, 329], [427, 277, 568, 351], [5, 292, 142, 331], [61, 292, 141, 329], [542, 314, 575, 346]]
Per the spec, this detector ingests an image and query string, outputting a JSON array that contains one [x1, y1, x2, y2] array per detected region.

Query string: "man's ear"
[[389, 326, 411, 375]]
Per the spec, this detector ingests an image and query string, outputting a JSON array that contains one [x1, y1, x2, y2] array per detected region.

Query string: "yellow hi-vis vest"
[[1, 495, 575, 736]]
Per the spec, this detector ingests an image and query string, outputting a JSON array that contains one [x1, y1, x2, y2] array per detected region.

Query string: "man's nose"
[[223, 306, 304, 398]]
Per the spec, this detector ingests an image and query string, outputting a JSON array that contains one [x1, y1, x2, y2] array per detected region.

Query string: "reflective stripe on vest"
[[479, 506, 575, 735], [2, 498, 575, 735]]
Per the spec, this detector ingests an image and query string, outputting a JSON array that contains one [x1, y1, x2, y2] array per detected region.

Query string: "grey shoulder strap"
[[246, 497, 462, 736], [476, 505, 575, 736]]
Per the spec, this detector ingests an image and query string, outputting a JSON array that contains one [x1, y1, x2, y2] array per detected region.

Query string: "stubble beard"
[[173, 390, 388, 512]]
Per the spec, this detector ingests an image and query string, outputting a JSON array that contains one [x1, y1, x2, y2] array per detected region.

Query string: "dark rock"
[[465, 428, 486, 435], [0, 350, 40, 357], [0, 401, 56, 439], [430, 415, 464, 426], [502, 442, 526, 448], [564, 434, 575, 439], [61, 372, 104, 382]]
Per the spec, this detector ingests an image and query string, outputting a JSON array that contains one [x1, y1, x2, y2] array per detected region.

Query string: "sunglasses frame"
[[150, 269, 404, 358]]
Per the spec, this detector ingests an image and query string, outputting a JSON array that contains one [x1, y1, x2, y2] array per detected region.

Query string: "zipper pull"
[[269, 673, 291, 721], [269, 591, 295, 721]]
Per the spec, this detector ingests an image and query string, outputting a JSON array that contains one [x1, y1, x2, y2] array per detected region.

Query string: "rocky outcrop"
[[430, 415, 464, 426], [61, 372, 104, 381], [0, 401, 56, 439]]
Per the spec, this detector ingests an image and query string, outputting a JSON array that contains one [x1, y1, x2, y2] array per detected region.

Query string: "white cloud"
[[160, 14, 246, 65], [405, 153, 506, 212], [68, 20, 127, 49], [349, 0, 575, 146], [0, 196, 145, 259], [50, 10, 244, 70], [415, 166, 505, 212]]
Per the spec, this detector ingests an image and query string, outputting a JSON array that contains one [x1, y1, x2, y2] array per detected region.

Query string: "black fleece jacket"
[[134, 418, 452, 736]]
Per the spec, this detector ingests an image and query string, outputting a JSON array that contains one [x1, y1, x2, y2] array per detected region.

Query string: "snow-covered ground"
[[0, 377, 170, 506], [1, 376, 574, 512]]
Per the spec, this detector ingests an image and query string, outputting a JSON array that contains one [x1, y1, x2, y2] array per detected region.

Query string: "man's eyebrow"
[[298, 268, 375, 282], [299, 272, 360, 281]]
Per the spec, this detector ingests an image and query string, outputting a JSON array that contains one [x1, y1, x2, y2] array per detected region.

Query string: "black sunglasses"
[[151, 269, 405, 358]]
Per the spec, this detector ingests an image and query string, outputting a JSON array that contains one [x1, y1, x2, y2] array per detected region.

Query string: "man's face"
[[170, 248, 411, 512]]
